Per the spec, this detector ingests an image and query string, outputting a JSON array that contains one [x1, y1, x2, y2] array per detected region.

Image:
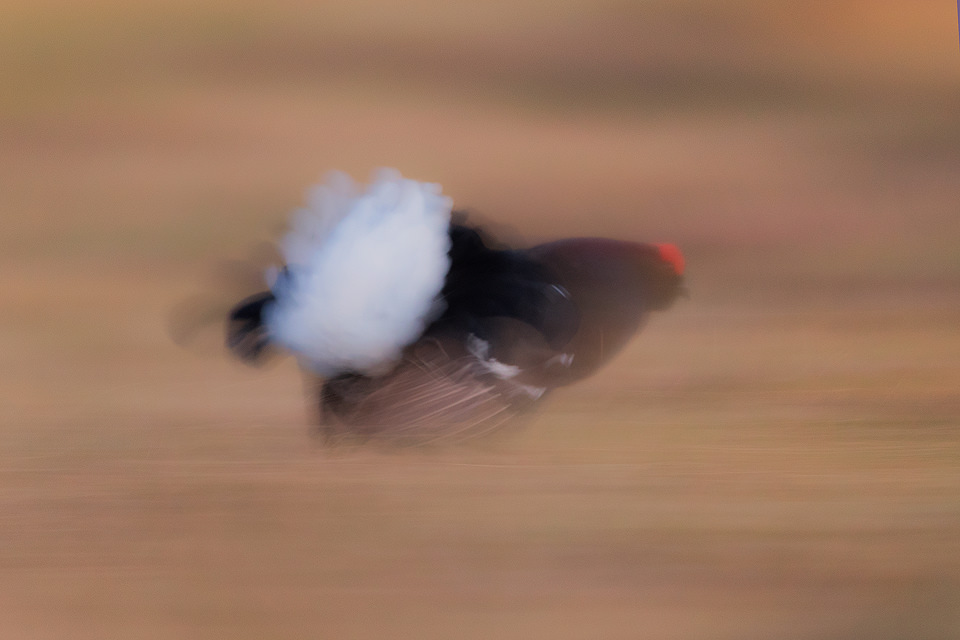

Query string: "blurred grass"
[[1, 1, 959, 639]]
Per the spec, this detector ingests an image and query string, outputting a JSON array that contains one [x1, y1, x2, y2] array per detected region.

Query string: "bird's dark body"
[[227, 219, 684, 443], [526, 237, 682, 384]]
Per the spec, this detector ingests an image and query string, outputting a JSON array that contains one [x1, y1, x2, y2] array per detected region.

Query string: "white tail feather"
[[265, 169, 452, 376]]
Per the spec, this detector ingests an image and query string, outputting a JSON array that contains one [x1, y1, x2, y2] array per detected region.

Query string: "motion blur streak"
[[2, 1, 959, 639]]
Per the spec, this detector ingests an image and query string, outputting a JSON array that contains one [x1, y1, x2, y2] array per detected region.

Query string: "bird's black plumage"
[[226, 291, 275, 364], [432, 222, 580, 351]]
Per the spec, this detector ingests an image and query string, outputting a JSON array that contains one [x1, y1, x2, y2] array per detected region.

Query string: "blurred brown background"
[[2, 1, 959, 638]]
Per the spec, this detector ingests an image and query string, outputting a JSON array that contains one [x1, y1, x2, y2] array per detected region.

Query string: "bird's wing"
[[314, 329, 548, 446]]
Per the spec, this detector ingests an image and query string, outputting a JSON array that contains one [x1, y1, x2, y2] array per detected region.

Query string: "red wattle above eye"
[[654, 243, 685, 276]]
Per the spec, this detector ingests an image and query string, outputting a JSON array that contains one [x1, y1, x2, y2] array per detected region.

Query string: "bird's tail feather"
[[226, 291, 275, 364]]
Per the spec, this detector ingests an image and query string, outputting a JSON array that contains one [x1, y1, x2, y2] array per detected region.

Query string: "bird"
[[226, 169, 685, 445]]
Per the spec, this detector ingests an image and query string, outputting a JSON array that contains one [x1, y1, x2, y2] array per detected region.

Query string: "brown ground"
[[2, 1, 959, 638]]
